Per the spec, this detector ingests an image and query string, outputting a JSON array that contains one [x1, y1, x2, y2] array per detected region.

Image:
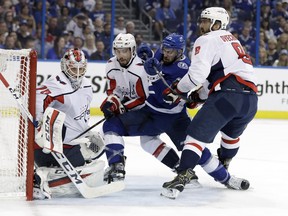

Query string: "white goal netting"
[[0, 49, 36, 200]]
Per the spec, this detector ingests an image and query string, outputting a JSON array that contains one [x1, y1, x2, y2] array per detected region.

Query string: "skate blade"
[[160, 188, 180, 199], [185, 179, 202, 189]]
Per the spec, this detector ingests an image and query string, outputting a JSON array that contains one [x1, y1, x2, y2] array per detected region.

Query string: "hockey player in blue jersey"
[[101, 33, 251, 193], [161, 7, 257, 199]]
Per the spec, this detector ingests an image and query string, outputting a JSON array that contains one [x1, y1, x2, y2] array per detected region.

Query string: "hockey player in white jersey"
[[162, 7, 258, 199], [33, 48, 105, 199]]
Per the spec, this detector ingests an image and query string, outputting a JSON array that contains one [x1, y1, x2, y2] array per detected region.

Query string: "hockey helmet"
[[200, 7, 230, 30], [61, 48, 87, 89]]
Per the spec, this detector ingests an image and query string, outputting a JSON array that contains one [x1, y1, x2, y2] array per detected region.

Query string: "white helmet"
[[113, 33, 136, 61], [61, 48, 87, 89], [200, 7, 230, 31]]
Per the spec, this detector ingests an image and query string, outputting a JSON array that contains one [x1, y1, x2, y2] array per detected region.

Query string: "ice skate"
[[225, 175, 250, 190], [33, 168, 52, 200], [104, 156, 126, 184], [161, 168, 197, 199], [217, 148, 232, 169]]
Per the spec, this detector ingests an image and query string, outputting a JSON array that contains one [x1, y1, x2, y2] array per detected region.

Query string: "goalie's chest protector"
[[37, 74, 93, 144]]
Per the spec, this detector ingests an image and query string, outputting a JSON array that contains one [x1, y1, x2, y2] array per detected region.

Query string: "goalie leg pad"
[[35, 107, 66, 154]]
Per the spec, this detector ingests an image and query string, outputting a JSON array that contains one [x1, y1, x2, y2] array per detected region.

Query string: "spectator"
[[47, 17, 62, 38], [62, 30, 74, 50], [125, 21, 135, 35], [72, 36, 89, 57], [135, 33, 145, 47], [66, 13, 94, 39], [90, 40, 110, 60], [93, 17, 104, 39], [97, 23, 111, 54], [273, 49, 288, 66], [114, 16, 126, 36], [4, 10, 17, 33], [89, 0, 106, 22], [33, 1, 52, 27], [82, 33, 97, 58], [70, 0, 87, 17], [3, 35, 18, 50], [57, 6, 72, 32], [8, 31, 22, 49], [16, 4, 36, 35], [153, 0, 177, 40], [259, 46, 271, 66], [261, 18, 276, 41], [23, 35, 36, 49], [266, 38, 279, 64], [276, 33, 288, 52], [17, 20, 31, 48], [46, 36, 66, 60]]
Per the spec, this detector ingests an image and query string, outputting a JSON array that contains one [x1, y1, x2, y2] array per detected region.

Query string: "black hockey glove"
[[186, 88, 206, 109], [100, 95, 126, 118], [162, 78, 183, 104]]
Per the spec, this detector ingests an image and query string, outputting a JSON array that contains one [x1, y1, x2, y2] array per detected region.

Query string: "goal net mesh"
[[0, 49, 36, 200]]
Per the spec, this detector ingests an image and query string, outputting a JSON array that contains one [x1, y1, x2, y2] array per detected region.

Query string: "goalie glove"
[[73, 131, 105, 161], [35, 107, 65, 154], [186, 87, 207, 109], [100, 94, 126, 118]]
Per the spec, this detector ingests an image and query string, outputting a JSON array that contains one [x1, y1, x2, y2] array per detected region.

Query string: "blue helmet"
[[162, 33, 185, 51]]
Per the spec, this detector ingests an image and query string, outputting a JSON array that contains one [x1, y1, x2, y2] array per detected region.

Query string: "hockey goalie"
[[33, 48, 122, 199]]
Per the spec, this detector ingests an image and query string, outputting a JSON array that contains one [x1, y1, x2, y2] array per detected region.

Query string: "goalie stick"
[[0, 72, 125, 198]]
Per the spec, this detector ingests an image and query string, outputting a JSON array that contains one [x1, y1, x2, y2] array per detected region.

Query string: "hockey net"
[[0, 49, 37, 200]]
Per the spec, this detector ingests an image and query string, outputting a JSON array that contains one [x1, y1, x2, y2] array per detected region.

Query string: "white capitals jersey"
[[105, 56, 149, 110], [178, 30, 257, 94], [36, 72, 93, 145]]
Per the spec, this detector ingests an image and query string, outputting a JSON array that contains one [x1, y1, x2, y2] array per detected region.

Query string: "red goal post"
[[0, 49, 37, 200]]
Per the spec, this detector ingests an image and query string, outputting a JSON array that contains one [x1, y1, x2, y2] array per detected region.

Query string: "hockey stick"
[[0, 73, 38, 127], [73, 117, 106, 140], [153, 66, 193, 103], [0, 73, 124, 198]]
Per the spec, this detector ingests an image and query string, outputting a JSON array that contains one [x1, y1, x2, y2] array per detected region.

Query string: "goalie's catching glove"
[[162, 78, 183, 104], [186, 87, 207, 109], [100, 94, 126, 118]]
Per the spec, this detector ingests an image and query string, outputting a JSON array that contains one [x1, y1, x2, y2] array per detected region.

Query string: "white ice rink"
[[1, 117, 287, 216]]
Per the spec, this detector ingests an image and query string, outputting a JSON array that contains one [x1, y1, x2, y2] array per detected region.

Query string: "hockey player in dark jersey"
[[101, 33, 249, 193]]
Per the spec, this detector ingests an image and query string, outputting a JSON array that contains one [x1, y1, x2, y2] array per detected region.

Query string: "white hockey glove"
[[78, 131, 105, 161], [35, 107, 65, 154]]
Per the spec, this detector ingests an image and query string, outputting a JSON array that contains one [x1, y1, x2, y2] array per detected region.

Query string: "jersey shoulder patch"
[[177, 62, 189, 70]]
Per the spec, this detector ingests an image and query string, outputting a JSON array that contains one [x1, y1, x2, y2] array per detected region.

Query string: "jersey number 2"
[[231, 42, 253, 65]]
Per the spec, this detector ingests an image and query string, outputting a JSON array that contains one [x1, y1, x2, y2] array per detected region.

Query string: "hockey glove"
[[186, 87, 207, 109], [100, 95, 126, 118], [162, 78, 183, 104], [137, 45, 153, 61], [144, 57, 162, 76]]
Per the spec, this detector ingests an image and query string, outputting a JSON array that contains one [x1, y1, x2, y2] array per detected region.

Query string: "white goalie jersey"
[[36, 72, 93, 145]]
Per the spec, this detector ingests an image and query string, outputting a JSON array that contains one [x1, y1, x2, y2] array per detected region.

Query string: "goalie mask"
[[113, 33, 136, 66], [200, 7, 230, 31], [61, 48, 87, 89]]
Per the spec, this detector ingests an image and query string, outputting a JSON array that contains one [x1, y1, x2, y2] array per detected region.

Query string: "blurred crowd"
[[0, 0, 287, 66]]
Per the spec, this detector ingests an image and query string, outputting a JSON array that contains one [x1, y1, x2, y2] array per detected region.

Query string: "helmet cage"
[[61, 48, 87, 89]]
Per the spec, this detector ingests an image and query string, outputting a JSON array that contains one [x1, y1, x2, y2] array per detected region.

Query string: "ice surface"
[[0, 118, 287, 216]]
